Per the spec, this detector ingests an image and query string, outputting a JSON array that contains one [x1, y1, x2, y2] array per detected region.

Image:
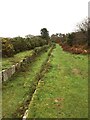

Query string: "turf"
[[27, 44, 88, 118]]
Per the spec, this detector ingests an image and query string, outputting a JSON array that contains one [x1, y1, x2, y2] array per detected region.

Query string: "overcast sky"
[[0, 0, 89, 37]]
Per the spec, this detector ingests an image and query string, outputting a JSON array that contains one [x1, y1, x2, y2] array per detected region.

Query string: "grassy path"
[[27, 44, 88, 118], [2, 47, 51, 118]]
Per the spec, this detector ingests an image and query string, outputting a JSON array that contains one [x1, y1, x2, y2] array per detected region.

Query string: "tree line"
[[51, 17, 89, 54], [1, 28, 49, 57], [1, 17, 89, 57]]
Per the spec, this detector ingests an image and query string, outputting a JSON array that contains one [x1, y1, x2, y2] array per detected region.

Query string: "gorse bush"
[[11, 37, 27, 53], [2, 36, 48, 57], [2, 38, 14, 57]]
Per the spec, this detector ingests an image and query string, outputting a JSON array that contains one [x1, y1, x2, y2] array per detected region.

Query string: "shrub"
[[25, 38, 32, 50], [2, 38, 14, 57], [2, 35, 48, 58], [11, 37, 28, 53], [67, 33, 74, 46]]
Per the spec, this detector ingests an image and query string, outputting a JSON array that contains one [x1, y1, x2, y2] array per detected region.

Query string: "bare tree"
[[76, 17, 90, 47], [76, 17, 90, 32]]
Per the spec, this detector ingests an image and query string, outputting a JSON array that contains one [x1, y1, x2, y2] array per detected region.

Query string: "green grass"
[[2, 50, 33, 70], [27, 44, 88, 118], [2, 48, 51, 118]]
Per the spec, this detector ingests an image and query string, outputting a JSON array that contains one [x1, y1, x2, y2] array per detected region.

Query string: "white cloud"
[[0, 0, 89, 37]]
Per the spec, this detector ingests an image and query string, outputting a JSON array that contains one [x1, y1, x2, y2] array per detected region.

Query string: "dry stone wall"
[[1, 45, 49, 82]]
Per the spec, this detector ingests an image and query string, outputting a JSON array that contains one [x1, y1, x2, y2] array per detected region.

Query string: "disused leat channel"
[[2, 44, 55, 118]]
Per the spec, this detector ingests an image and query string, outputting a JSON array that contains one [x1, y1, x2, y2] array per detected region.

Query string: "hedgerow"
[[2, 36, 48, 57]]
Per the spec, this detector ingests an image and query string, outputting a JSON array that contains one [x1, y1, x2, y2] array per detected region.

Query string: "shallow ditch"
[[20, 45, 55, 119]]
